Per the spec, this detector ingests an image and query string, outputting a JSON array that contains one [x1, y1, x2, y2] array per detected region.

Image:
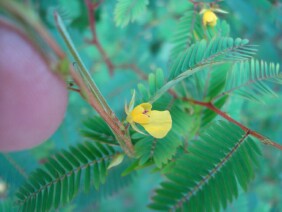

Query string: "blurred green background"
[[1, 0, 282, 211]]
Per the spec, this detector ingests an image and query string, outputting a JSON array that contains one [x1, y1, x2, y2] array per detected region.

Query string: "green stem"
[[54, 13, 110, 114], [149, 61, 224, 103]]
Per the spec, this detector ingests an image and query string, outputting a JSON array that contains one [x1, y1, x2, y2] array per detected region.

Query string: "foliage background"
[[1, 0, 282, 211]]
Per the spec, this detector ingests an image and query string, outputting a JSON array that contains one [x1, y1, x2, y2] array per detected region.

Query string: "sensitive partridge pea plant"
[[1, 0, 282, 211]]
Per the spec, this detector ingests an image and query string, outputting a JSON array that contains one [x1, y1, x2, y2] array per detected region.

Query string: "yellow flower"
[[126, 103, 172, 139], [202, 10, 218, 27]]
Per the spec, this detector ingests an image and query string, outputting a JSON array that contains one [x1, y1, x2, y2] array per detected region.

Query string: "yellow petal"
[[202, 10, 217, 27], [139, 103, 152, 111], [141, 110, 172, 139], [209, 19, 217, 27], [130, 103, 152, 124]]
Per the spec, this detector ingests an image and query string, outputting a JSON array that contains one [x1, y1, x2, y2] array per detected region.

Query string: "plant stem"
[[85, 0, 114, 75], [84, 0, 147, 79], [54, 12, 135, 157], [183, 97, 282, 151], [70, 67, 134, 156], [115, 64, 148, 80], [149, 61, 224, 103], [2, 154, 28, 179]]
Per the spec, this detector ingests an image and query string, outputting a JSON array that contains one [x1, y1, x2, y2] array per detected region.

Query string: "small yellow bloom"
[[126, 103, 172, 139], [202, 10, 218, 27]]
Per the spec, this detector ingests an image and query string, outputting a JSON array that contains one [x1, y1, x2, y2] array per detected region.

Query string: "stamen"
[[143, 110, 148, 114], [143, 110, 150, 117]]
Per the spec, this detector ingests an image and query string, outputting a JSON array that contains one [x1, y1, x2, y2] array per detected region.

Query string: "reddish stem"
[[95, 40, 115, 74], [116, 64, 147, 80], [184, 97, 282, 151], [67, 87, 81, 93], [85, 0, 114, 75], [84, 0, 147, 79], [69, 66, 135, 156]]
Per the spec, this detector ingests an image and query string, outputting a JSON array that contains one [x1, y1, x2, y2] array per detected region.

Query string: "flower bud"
[[202, 10, 218, 27]]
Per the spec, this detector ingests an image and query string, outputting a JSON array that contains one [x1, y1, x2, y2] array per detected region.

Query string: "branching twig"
[[183, 97, 282, 151], [84, 0, 114, 75], [116, 64, 148, 80], [84, 0, 147, 79]]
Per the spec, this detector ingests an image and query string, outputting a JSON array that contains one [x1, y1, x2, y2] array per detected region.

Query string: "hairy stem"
[[54, 12, 135, 157]]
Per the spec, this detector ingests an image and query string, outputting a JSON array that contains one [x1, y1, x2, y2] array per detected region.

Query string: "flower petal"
[[139, 103, 152, 111], [203, 10, 217, 27], [130, 103, 152, 124], [141, 110, 172, 139]]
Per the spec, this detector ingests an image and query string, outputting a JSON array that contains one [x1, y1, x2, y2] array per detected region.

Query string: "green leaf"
[[54, 180, 61, 209], [93, 163, 100, 190], [74, 169, 81, 196], [147, 38, 257, 103], [81, 116, 118, 146], [30, 199, 37, 212], [61, 176, 69, 205], [135, 131, 181, 168], [62, 150, 80, 167], [99, 160, 108, 184], [215, 59, 282, 103], [42, 188, 48, 212], [137, 68, 168, 102], [16, 142, 117, 211], [114, 0, 149, 27], [69, 146, 88, 164], [46, 186, 54, 211], [169, 37, 256, 81], [170, 7, 197, 59], [148, 121, 261, 211], [68, 173, 75, 200], [56, 153, 73, 172], [84, 165, 91, 193]]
